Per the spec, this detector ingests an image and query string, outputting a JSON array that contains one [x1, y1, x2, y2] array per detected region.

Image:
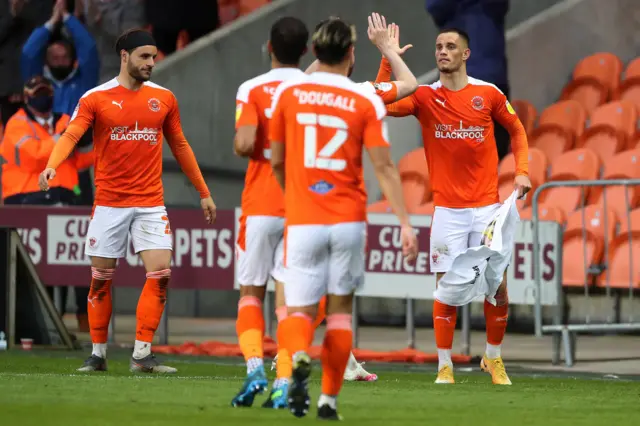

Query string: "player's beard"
[[128, 61, 151, 82]]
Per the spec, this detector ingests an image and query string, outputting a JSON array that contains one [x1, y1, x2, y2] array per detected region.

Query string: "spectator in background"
[[0, 0, 53, 127], [145, 0, 219, 56], [21, 0, 99, 115], [84, 0, 145, 83], [425, 0, 511, 160], [0, 76, 93, 330]]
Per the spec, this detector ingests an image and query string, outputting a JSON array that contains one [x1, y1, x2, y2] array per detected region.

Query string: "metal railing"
[[532, 179, 640, 366]]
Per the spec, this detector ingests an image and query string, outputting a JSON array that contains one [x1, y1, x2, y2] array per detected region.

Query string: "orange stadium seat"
[[498, 148, 547, 186], [572, 52, 624, 98], [576, 100, 638, 162], [618, 207, 640, 233], [411, 201, 434, 216], [562, 230, 602, 288], [540, 148, 600, 216], [623, 57, 640, 81], [397, 148, 428, 183], [367, 200, 393, 213], [402, 179, 428, 212], [613, 77, 640, 111], [565, 205, 618, 244], [510, 99, 537, 135], [590, 149, 640, 219], [519, 204, 566, 223], [596, 232, 640, 289], [530, 100, 587, 162], [560, 77, 608, 113]]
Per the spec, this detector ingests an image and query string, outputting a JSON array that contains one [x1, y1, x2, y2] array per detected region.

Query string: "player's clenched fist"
[[514, 174, 532, 199], [201, 196, 217, 224], [400, 224, 418, 263], [39, 168, 56, 191]]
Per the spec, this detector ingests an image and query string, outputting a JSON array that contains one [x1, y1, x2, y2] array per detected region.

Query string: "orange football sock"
[[433, 300, 457, 350], [135, 269, 170, 342], [321, 314, 353, 396], [484, 300, 508, 346], [236, 296, 265, 362], [277, 312, 313, 359], [88, 267, 114, 344], [274, 306, 292, 380], [312, 296, 327, 329]]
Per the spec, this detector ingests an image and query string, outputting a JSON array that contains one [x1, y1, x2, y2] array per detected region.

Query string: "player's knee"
[[288, 305, 317, 318], [326, 293, 353, 315], [494, 282, 509, 306], [239, 284, 266, 299], [90, 256, 117, 270]]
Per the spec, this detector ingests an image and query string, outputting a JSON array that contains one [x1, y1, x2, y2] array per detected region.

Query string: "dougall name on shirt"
[[434, 121, 486, 142], [109, 121, 160, 144], [293, 88, 356, 113]]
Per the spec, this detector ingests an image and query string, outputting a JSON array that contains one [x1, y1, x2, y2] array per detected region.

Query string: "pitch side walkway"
[[63, 315, 640, 375]]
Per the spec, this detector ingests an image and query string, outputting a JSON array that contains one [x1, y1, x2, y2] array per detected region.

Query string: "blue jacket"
[[21, 15, 99, 115], [426, 0, 509, 87]]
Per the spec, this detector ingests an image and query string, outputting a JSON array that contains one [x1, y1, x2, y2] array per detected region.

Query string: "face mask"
[[27, 95, 53, 114], [49, 65, 73, 81]]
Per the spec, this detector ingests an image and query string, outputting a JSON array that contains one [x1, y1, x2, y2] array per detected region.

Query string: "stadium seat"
[[562, 230, 603, 288], [589, 149, 640, 219], [596, 232, 640, 289], [576, 100, 638, 162], [530, 100, 587, 160], [618, 207, 640, 233], [402, 179, 428, 212], [565, 205, 618, 243], [411, 201, 434, 216], [397, 148, 428, 183], [219, 0, 240, 25], [572, 52, 624, 98], [623, 57, 640, 80], [519, 204, 566, 223], [498, 148, 548, 207], [560, 77, 608, 113], [510, 100, 537, 135], [613, 77, 640, 111], [540, 148, 601, 216], [367, 200, 393, 213]]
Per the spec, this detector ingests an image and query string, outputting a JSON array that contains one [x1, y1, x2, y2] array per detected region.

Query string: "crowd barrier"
[[0, 205, 562, 360], [532, 179, 640, 367]]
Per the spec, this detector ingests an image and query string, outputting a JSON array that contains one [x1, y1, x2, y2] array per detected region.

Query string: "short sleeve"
[[235, 99, 259, 129], [363, 100, 390, 148]]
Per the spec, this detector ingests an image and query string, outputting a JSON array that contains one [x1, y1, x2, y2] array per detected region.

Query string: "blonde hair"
[[312, 18, 356, 65]]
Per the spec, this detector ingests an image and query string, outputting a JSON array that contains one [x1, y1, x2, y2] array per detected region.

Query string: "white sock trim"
[[485, 343, 501, 359]]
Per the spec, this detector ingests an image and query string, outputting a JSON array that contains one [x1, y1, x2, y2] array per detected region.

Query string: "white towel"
[[433, 190, 521, 307]]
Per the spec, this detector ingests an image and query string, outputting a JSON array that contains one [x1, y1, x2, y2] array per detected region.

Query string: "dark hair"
[[312, 18, 356, 66], [114, 28, 156, 55], [47, 38, 77, 62], [438, 28, 470, 46], [270, 17, 309, 65]]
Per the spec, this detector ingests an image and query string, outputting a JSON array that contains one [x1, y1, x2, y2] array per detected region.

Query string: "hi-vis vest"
[[434, 190, 521, 307], [0, 109, 93, 199]]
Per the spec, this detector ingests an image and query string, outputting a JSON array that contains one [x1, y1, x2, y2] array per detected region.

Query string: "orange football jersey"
[[269, 72, 389, 226], [235, 68, 305, 217], [63, 78, 209, 207], [386, 78, 528, 208]]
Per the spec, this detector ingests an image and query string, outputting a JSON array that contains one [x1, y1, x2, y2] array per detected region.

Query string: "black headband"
[[115, 31, 156, 55]]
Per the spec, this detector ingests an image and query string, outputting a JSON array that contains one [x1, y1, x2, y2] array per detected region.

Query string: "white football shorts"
[[430, 204, 501, 273], [85, 206, 173, 258], [236, 215, 285, 286], [284, 222, 366, 307]]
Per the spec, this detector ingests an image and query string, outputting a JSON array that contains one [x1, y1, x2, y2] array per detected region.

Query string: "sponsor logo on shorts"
[[89, 237, 97, 248], [308, 180, 334, 195]]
